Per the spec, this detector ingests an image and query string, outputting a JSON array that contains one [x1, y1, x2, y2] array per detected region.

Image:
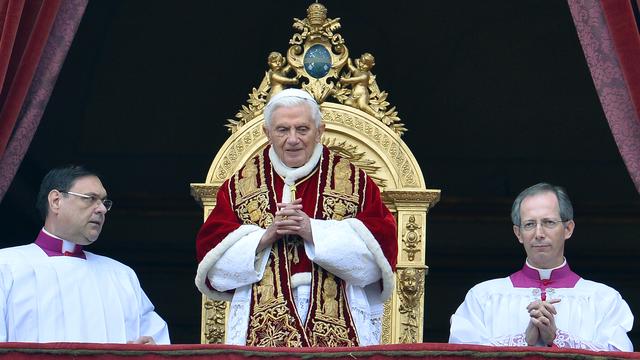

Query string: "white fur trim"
[[343, 218, 396, 301], [195, 224, 263, 301], [291, 272, 312, 288]]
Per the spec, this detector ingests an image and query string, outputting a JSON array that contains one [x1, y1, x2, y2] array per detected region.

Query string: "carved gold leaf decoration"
[[225, 82, 269, 134], [397, 268, 425, 343], [382, 299, 392, 344], [203, 299, 227, 344], [322, 108, 417, 187], [223, 3, 406, 137], [402, 215, 422, 262], [322, 137, 386, 188]]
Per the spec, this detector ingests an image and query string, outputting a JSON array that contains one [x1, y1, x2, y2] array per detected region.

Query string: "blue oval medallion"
[[303, 44, 332, 78]]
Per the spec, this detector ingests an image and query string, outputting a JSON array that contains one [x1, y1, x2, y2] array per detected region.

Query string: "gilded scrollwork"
[[322, 109, 416, 187], [382, 299, 392, 344], [397, 268, 425, 343], [225, 85, 269, 134], [382, 189, 442, 206], [223, 3, 404, 136], [203, 299, 227, 344], [322, 137, 385, 188], [402, 215, 422, 262], [290, 3, 344, 46], [286, 4, 349, 103], [215, 128, 265, 181]]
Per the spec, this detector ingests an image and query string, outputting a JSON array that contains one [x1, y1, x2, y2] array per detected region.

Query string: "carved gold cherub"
[[340, 53, 379, 118], [267, 52, 298, 100], [400, 268, 420, 303], [398, 268, 422, 342]]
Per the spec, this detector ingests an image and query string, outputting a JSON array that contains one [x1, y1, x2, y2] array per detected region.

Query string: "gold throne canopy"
[[190, 3, 440, 345]]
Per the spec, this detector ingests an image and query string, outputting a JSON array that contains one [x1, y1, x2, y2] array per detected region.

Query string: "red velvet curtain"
[[0, 0, 87, 202], [0, 0, 60, 161], [567, 0, 640, 194]]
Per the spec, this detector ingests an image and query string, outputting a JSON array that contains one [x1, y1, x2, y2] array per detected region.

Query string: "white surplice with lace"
[[449, 262, 633, 351], [0, 241, 170, 344]]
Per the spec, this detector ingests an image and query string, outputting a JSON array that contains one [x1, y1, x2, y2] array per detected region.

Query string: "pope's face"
[[51, 175, 108, 245], [513, 192, 574, 269], [264, 104, 324, 168]]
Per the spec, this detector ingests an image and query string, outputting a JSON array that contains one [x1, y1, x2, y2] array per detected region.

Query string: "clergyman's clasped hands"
[[525, 298, 561, 346]]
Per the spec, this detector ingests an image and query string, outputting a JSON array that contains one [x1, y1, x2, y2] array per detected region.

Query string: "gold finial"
[[307, 3, 327, 26]]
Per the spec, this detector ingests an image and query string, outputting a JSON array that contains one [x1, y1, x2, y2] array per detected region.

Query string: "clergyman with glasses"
[[449, 183, 633, 351], [0, 165, 169, 344]]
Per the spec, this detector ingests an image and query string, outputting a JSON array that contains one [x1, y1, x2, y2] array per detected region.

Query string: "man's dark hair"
[[36, 165, 99, 220]]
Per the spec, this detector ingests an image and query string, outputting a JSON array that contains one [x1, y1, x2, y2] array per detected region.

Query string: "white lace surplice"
[[449, 277, 633, 351], [0, 244, 170, 343]]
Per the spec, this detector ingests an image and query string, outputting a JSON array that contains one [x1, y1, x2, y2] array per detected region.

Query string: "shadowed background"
[[0, 1, 638, 345]]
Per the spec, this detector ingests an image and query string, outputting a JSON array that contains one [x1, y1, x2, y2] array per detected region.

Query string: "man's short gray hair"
[[263, 88, 322, 128], [510, 182, 574, 226]]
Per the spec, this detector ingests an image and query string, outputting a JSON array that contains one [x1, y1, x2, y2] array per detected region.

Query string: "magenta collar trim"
[[510, 262, 580, 289], [35, 230, 86, 259]]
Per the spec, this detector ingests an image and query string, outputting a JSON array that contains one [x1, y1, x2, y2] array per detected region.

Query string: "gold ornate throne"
[[190, 3, 440, 345]]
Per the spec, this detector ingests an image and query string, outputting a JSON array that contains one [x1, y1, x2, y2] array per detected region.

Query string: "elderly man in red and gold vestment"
[[195, 88, 397, 347]]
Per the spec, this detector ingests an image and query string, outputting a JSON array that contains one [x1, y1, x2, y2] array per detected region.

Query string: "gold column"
[[191, 184, 229, 344], [382, 189, 440, 343]]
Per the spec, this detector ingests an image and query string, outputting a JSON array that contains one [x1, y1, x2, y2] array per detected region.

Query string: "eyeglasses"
[[59, 190, 113, 211], [519, 219, 566, 232]]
